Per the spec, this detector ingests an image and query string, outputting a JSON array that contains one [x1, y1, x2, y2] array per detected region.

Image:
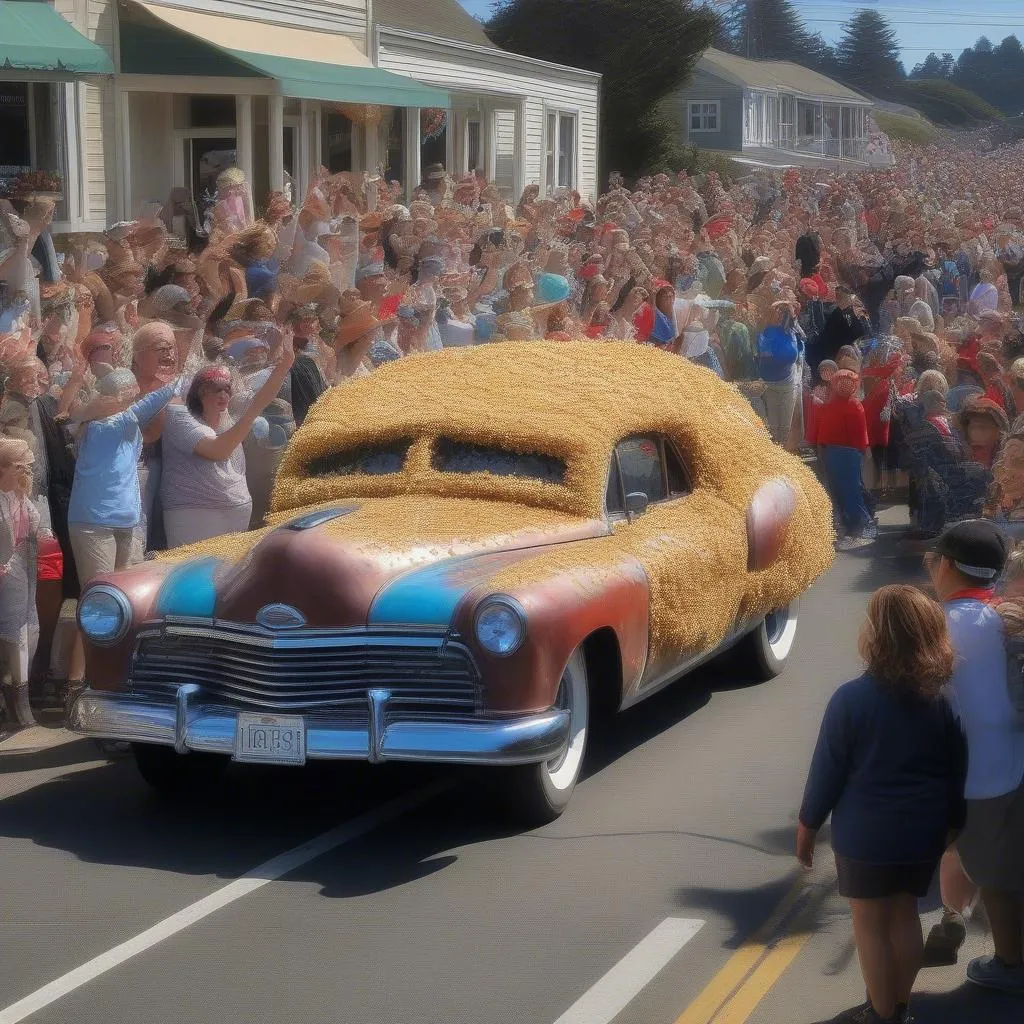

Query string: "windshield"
[[432, 439, 567, 485], [306, 439, 411, 479]]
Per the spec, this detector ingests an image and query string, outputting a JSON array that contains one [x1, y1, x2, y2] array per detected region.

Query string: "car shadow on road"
[[0, 755, 464, 882]]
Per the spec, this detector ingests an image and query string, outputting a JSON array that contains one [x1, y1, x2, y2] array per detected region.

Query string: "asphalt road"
[[1, 508, 1018, 1024]]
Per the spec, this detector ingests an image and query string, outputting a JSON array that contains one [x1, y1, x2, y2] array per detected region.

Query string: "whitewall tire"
[[737, 602, 799, 681], [498, 647, 589, 825]]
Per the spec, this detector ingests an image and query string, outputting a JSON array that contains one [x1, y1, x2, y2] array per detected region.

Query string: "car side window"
[[605, 456, 625, 515], [665, 440, 692, 497], [616, 436, 667, 504]]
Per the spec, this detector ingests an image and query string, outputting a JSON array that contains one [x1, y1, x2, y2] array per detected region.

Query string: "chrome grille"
[[130, 622, 481, 715]]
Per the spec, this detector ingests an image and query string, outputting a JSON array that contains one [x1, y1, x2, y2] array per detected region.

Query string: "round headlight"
[[78, 585, 131, 646], [475, 598, 526, 657]]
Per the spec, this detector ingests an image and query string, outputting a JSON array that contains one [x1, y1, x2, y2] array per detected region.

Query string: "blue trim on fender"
[[369, 550, 529, 627], [368, 557, 473, 626], [154, 557, 220, 619]]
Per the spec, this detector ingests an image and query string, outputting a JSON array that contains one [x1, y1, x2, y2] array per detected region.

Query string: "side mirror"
[[625, 491, 649, 519]]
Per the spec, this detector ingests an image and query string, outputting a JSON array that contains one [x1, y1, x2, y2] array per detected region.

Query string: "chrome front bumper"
[[69, 685, 571, 766]]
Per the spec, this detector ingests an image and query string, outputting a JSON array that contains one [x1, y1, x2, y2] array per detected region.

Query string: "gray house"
[[670, 49, 875, 165]]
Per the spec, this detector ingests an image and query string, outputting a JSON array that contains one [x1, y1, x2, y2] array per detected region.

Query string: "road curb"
[[0, 724, 79, 755]]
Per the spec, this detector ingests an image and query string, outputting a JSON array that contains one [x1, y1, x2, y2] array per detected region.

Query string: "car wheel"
[[498, 647, 589, 826], [736, 602, 799, 681], [132, 743, 227, 800]]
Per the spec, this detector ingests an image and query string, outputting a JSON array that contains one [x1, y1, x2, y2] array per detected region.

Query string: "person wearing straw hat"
[[333, 301, 380, 378]]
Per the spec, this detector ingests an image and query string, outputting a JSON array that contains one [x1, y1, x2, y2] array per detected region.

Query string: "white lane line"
[[0, 781, 447, 1024], [552, 917, 705, 1024]]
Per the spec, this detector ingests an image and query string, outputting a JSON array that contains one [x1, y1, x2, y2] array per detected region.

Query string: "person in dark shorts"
[[797, 585, 967, 1024]]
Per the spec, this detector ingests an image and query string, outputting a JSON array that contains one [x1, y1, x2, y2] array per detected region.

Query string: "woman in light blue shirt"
[[68, 368, 177, 582]]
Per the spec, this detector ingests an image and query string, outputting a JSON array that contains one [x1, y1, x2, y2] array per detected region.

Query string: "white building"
[[0, 0, 601, 235]]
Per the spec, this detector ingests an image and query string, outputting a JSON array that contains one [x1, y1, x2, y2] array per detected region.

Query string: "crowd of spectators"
[[0, 142, 1023, 724]]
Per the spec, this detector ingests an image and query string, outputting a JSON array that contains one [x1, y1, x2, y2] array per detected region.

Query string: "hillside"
[[890, 79, 1004, 127]]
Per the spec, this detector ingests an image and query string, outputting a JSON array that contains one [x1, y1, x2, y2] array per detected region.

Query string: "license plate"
[[234, 713, 306, 766]]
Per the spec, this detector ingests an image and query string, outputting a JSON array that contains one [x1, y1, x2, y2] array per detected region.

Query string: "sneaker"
[[862, 521, 879, 540], [837, 535, 872, 551], [966, 955, 1024, 993], [923, 909, 967, 967]]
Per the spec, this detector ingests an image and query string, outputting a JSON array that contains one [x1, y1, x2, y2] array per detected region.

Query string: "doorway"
[[184, 135, 236, 223]]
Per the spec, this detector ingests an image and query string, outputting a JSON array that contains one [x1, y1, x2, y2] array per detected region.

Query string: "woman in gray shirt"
[[160, 342, 293, 547]]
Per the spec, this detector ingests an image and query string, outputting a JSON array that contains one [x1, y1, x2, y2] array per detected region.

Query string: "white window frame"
[[688, 100, 720, 134], [542, 104, 579, 194]]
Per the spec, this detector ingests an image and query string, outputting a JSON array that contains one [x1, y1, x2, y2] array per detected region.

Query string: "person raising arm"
[[159, 336, 294, 547]]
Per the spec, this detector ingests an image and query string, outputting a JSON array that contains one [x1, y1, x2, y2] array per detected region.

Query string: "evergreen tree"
[[911, 54, 943, 80], [802, 31, 839, 76], [835, 9, 905, 95], [487, 0, 718, 180], [719, 0, 810, 61]]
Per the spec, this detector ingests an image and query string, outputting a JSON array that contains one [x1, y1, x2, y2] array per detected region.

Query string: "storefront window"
[[1, 82, 68, 221], [420, 108, 448, 177], [322, 111, 353, 173], [384, 108, 405, 185], [0, 83, 31, 168], [189, 95, 236, 129]]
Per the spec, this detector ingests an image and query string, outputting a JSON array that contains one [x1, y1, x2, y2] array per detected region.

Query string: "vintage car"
[[71, 342, 834, 822]]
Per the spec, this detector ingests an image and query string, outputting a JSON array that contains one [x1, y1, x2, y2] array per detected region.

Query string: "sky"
[[457, 1, 1024, 70]]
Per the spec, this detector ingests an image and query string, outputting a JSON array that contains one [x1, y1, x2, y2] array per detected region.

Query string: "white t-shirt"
[[945, 598, 1024, 800], [160, 404, 250, 511]]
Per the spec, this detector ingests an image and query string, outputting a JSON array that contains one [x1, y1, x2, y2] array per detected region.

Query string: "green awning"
[[0, 0, 114, 74], [129, 2, 449, 109], [225, 50, 449, 108]]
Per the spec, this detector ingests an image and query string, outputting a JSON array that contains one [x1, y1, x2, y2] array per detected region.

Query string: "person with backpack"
[[926, 520, 1024, 994]]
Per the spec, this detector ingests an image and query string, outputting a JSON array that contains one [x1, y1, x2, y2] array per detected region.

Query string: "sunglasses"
[[203, 383, 232, 396]]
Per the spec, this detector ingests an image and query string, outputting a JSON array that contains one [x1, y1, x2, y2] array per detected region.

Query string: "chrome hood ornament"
[[256, 604, 307, 630]]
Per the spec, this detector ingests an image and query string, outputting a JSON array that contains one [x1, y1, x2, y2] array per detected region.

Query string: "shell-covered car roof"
[[274, 341, 786, 519]]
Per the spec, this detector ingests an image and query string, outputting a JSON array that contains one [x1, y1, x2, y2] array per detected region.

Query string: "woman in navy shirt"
[[798, 585, 967, 1024]]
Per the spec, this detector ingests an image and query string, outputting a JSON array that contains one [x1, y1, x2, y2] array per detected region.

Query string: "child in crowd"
[[815, 369, 872, 550], [0, 437, 41, 727], [799, 585, 966, 1024]]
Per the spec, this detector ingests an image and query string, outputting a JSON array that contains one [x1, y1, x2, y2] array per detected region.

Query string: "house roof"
[[699, 48, 871, 104], [373, 0, 498, 50]]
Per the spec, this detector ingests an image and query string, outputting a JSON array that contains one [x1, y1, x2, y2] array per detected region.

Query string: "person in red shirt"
[[805, 359, 837, 452], [817, 369, 872, 548]]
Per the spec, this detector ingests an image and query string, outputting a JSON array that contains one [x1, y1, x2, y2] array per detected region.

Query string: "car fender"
[[453, 554, 650, 714], [81, 561, 173, 690]]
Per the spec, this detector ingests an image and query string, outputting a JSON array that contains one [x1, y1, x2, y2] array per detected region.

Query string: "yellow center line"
[[674, 873, 824, 1024]]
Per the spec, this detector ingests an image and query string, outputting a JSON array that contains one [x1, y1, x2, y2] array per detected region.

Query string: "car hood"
[[152, 495, 606, 629]]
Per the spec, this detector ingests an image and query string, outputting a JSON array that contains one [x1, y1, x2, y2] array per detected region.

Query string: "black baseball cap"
[[934, 519, 1009, 583]]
